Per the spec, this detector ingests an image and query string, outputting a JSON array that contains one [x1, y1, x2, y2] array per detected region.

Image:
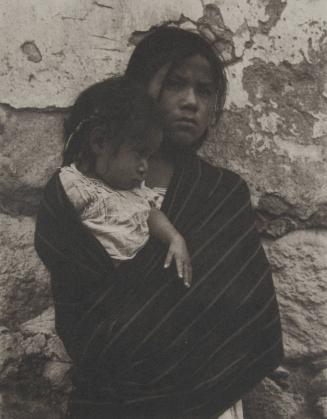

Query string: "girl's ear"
[[210, 92, 220, 127], [209, 113, 218, 127], [89, 126, 109, 155]]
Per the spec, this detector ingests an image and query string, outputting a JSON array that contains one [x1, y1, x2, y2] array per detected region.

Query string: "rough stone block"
[[0, 0, 203, 108], [244, 377, 302, 419], [0, 308, 72, 418], [0, 106, 64, 215], [0, 214, 51, 326], [316, 396, 327, 418], [311, 369, 327, 396], [263, 231, 327, 358]]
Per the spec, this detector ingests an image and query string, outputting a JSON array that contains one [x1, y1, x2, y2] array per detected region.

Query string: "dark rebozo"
[[35, 154, 284, 419]]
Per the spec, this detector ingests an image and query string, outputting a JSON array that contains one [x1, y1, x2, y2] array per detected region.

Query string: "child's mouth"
[[131, 178, 143, 187]]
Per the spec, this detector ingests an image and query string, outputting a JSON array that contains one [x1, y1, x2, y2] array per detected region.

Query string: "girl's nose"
[[182, 87, 198, 110]]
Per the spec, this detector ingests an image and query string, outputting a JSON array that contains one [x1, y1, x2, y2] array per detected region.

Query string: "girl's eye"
[[198, 85, 214, 97], [165, 78, 184, 90]]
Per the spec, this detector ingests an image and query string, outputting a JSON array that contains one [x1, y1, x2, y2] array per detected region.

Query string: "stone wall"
[[0, 1, 326, 418]]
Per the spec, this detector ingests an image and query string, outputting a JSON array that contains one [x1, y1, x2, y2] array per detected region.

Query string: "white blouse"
[[59, 164, 166, 261]]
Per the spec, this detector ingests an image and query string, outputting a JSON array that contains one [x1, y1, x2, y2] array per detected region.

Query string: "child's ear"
[[89, 126, 109, 155]]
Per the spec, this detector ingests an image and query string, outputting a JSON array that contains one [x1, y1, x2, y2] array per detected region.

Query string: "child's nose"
[[138, 159, 148, 175]]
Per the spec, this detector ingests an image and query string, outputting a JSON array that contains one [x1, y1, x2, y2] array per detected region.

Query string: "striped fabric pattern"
[[35, 154, 283, 419]]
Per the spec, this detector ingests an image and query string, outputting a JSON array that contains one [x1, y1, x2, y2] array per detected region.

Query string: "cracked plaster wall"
[[0, 1, 327, 418]]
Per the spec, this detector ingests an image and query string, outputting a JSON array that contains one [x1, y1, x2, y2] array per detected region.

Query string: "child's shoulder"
[[58, 165, 99, 211], [59, 164, 84, 191]]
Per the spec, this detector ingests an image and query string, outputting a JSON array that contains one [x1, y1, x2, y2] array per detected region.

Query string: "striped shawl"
[[35, 154, 283, 418]]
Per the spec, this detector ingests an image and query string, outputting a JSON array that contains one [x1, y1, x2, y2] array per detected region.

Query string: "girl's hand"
[[148, 62, 172, 99], [164, 234, 192, 288]]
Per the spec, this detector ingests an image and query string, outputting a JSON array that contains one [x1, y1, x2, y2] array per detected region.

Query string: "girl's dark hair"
[[126, 26, 227, 124], [63, 76, 162, 166]]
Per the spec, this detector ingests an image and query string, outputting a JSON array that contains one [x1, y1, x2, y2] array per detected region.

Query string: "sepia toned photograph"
[[0, 1, 326, 418]]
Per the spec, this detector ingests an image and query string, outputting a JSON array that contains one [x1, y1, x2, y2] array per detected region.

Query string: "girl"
[[60, 76, 192, 286], [35, 27, 283, 419]]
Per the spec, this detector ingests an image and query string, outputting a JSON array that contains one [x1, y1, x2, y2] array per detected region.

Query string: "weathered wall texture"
[[0, 0, 326, 418]]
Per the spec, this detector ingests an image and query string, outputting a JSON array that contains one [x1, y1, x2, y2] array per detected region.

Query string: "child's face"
[[159, 54, 216, 149], [95, 127, 162, 190]]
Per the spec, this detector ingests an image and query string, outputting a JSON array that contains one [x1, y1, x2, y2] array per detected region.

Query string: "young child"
[[60, 77, 192, 287]]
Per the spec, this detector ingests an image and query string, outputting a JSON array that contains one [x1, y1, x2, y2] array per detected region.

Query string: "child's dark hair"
[[63, 76, 163, 167]]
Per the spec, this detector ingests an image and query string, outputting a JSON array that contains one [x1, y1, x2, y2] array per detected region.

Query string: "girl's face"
[[158, 54, 216, 149], [94, 127, 162, 190]]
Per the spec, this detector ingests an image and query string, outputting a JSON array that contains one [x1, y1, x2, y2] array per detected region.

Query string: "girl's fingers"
[[164, 250, 173, 268], [147, 62, 172, 99]]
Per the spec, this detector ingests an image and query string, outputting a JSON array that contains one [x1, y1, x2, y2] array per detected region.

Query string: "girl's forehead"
[[170, 55, 215, 83]]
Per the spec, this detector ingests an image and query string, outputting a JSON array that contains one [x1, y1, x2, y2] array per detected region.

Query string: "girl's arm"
[[148, 208, 192, 287]]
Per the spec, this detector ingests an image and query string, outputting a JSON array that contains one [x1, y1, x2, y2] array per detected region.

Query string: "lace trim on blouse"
[[59, 164, 166, 260]]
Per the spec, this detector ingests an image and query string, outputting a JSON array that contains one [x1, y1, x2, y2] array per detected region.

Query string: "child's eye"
[[134, 148, 149, 159], [134, 150, 143, 158]]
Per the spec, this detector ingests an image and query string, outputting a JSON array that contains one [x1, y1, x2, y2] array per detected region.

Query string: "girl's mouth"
[[172, 119, 198, 133], [175, 117, 197, 126]]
